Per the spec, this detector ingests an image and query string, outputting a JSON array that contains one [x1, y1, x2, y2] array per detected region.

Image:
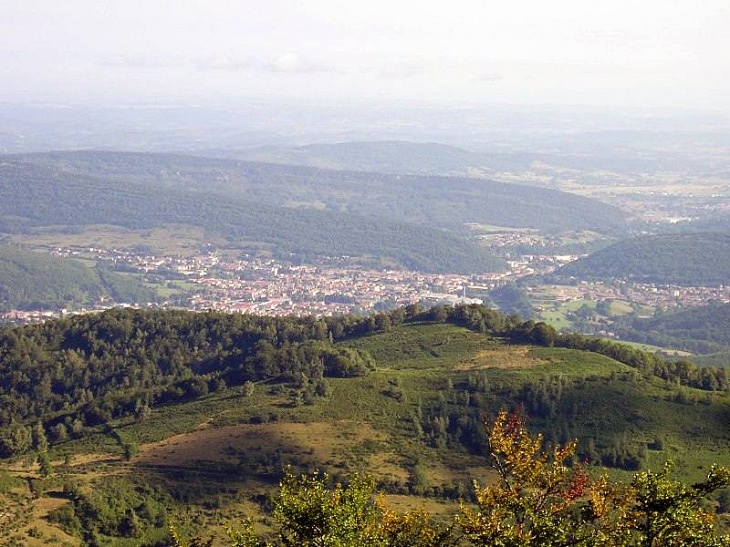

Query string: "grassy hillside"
[[0, 244, 153, 310], [14, 151, 627, 234], [0, 309, 728, 545], [556, 232, 730, 285], [341, 323, 730, 466]]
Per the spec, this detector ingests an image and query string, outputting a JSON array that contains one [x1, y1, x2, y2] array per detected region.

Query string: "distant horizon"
[[3, 97, 730, 117], [3, 1, 729, 112], [1, 98, 729, 157]]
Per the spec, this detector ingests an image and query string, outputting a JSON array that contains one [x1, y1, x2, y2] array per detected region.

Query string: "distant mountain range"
[[204, 140, 532, 175], [0, 151, 626, 272], [12, 150, 627, 232], [199, 137, 721, 175]]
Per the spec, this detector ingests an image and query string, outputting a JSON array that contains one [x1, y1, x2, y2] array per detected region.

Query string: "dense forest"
[[13, 151, 627, 234], [1, 304, 727, 459], [0, 244, 154, 311], [555, 232, 730, 285]]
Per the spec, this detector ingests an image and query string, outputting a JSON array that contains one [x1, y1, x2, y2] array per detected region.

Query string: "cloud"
[[261, 52, 342, 74], [368, 62, 426, 79], [195, 53, 343, 74], [99, 56, 184, 69], [195, 56, 255, 71], [473, 72, 504, 83]]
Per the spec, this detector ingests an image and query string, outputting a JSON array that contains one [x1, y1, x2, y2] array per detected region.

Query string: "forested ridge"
[[613, 302, 730, 354], [2, 305, 730, 546], [1, 304, 727, 458], [227, 140, 499, 174], [556, 232, 730, 285], [0, 160, 503, 273], [13, 150, 627, 233]]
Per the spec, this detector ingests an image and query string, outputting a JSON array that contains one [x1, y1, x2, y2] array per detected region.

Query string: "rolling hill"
[[200, 137, 719, 177], [0, 306, 728, 544], [556, 232, 730, 285]]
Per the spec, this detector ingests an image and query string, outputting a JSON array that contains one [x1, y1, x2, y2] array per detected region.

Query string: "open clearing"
[[136, 420, 408, 480], [455, 346, 548, 371]]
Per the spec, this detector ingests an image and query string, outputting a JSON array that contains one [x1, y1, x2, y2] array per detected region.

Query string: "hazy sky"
[[2, 0, 729, 111]]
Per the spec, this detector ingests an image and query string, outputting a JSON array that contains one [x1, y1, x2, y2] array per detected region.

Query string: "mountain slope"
[[614, 303, 730, 354], [1, 307, 729, 543], [556, 232, 730, 285], [0, 160, 502, 273], [13, 151, 628, 234]]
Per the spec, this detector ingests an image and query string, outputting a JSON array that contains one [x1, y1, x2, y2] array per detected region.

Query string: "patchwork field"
[[5, 224, 225, 256]]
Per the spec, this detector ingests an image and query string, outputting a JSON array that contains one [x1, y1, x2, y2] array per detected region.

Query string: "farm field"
[[4, 224, 225, 257]]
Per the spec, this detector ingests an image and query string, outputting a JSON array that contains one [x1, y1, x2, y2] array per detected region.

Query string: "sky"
[[1, 0, 729, 111]]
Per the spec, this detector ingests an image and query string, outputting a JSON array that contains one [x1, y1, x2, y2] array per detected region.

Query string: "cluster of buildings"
[[102, 248, 581, 317], [5, 246, 507, 321], [187, 261, 490, 316], [9, 241, 725, 328]]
